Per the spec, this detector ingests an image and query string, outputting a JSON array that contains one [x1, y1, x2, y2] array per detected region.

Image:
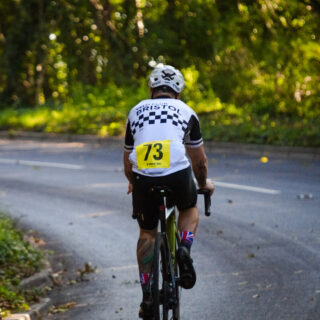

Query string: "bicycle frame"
[[157, 189, 181, 295], [158, 190, 180, 263], [165, 207, 179, 266], [150, 187, 211, 319]]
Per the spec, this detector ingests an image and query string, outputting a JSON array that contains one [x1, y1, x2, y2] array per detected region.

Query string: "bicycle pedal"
[[167, 298, 176, 309]]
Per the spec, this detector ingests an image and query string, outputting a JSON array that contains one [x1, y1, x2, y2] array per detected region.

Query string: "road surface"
[[0, 138, 319, 319]]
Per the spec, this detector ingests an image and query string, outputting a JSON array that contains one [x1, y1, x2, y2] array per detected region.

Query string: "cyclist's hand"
[[199, 179, 214, 196], [127, 183, 133, 195]]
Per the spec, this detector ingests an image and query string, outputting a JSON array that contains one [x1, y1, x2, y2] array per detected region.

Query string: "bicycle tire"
[[153, 233, 169, 320], [172, 234, 180, 320]]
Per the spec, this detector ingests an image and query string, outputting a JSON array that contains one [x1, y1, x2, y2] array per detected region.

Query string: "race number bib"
[[136, 140, 171, 169]]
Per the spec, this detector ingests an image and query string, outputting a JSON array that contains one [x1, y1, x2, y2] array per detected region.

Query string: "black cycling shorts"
[[132, 166, 197, 230]]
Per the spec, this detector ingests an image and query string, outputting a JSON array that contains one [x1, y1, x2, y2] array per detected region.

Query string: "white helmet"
[[148, 65, 185, 93]]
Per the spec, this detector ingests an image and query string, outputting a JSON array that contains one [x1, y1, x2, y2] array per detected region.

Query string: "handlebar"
[[197, 189, 212, 216], [132, 187, 212, 219]]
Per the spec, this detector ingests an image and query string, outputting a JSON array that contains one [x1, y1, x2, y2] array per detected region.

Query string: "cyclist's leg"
[[137, 227, 157, 290], [173, 167, 198, 252], [176, 207, 198, 289], [169, 168, 198, 289], [177, 206, 199, 235], [132, 173, 161, 317], [137, 227, 157, 318]]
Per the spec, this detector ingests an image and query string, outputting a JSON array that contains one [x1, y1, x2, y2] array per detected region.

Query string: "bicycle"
[[146, 186, 211, 320]]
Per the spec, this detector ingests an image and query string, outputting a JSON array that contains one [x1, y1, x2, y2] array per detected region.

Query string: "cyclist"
[[123, 64, 214, 318]]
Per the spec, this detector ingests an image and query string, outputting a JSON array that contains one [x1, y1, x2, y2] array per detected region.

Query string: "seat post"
[[159, 190, 167, 233]]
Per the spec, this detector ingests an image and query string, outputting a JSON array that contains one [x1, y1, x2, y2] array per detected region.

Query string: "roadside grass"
[[0, 83, 319, 147], [199, 113, 320, 147], [0, 212, 44, 318]]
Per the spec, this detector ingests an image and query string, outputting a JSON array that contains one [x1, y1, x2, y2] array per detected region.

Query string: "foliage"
[[0, 0, 319, 146], [0, 213, 43, 317], [0, 81, 319, 146], [0, 83, 145, 135]]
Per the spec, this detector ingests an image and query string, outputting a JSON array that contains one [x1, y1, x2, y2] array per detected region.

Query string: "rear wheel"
[[172, 236, 181, 320], [153, 233, 169, 320]]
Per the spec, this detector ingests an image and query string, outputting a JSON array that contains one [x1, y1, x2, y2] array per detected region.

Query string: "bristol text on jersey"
[[136, 102, 181, 116]]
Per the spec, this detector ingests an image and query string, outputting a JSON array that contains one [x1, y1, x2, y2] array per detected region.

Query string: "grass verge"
[[0, 212, 44, 318]]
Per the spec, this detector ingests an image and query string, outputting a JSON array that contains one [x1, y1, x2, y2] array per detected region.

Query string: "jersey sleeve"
[[124, 120, 134, 152], [184, 114, 203, 148]]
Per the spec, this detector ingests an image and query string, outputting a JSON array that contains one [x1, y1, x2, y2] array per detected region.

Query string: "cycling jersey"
[[124, 97, 203, 176]]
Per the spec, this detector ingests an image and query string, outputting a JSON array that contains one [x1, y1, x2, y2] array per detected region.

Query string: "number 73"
[[136, 140, 171, 169]]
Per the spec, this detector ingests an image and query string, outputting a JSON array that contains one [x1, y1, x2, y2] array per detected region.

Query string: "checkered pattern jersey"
[[124, 99, 203, 152], [124, 98, 203, 176], [130, 110, 189, 135]]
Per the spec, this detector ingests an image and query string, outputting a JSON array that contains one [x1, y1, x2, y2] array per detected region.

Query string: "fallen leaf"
[[68, 279, 77, 285], [260, 156, 269, 163], [210, 158, 218, 164], [50, 302, 76, 314], [50, 272, 63, 286], [294, 270, 303, 275], [84, 262, 96, 273], [77, 262, 97, 281]]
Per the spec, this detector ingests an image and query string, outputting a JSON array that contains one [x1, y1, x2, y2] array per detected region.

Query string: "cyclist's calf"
[[137, 228, 157, 274], [178, 206, 199, 235]]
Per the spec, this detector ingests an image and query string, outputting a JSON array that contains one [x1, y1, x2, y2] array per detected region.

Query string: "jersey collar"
[[153, 95, 172, 99]]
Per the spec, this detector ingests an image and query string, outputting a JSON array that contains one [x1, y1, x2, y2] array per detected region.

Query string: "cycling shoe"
[[138, 299, 153, 319], [177, 245, 196, 289]]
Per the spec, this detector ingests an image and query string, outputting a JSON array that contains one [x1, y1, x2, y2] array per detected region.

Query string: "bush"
[[0, 213, 43, 317]]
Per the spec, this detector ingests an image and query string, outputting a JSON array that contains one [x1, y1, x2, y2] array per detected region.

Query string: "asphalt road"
[[0, 138, 319, 320]]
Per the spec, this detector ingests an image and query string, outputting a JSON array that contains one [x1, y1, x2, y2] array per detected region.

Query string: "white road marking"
[[0, 158, 281, 194], [0, 158, 85, 170], [88, 182, 127, 188], [214, 181, 281, 195]]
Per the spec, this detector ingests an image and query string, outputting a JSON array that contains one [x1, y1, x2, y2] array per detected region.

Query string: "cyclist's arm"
[[123, 151, 133, 183], [186, 145, 214, 195], [123, 119, 134, 193], [123, 151, 133, 194]]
